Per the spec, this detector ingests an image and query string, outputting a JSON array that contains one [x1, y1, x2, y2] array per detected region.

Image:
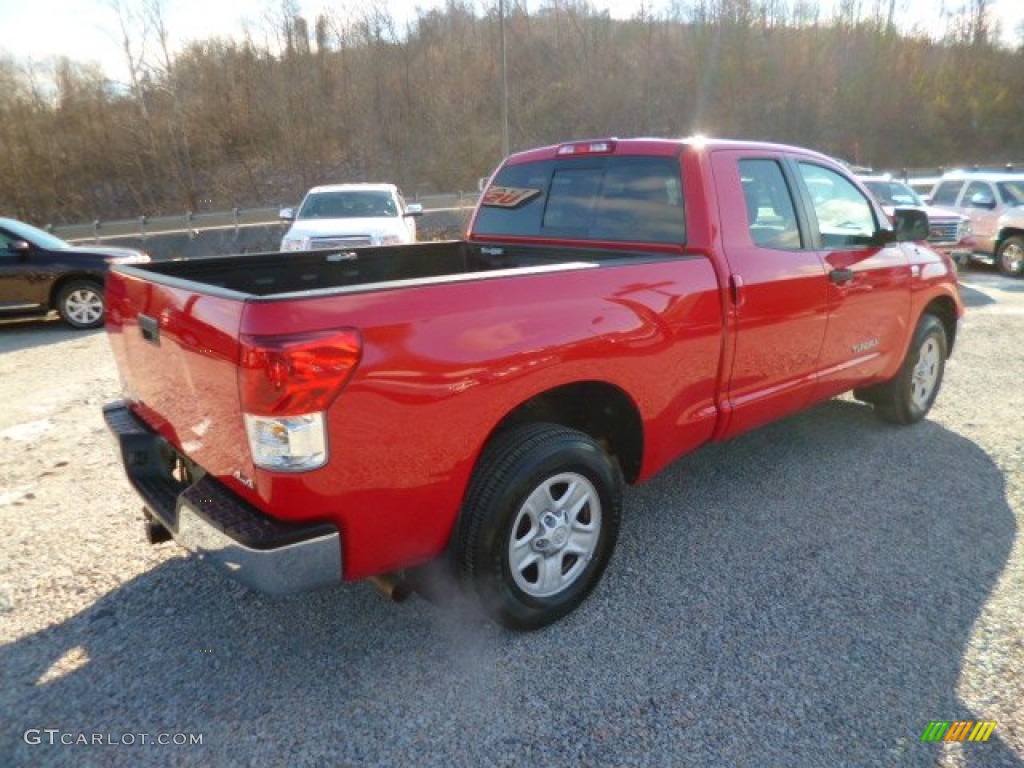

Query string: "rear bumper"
[[103, 401, 342, 595]]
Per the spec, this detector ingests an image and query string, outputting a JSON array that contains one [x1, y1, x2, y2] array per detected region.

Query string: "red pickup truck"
[[104, 138, 963, 629]]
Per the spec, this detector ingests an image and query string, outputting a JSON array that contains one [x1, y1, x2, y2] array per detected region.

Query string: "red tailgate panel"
[[106, 270, 251, 488]]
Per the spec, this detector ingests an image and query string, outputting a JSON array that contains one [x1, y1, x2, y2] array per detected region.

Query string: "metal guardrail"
[[51, 192, 481, 244]]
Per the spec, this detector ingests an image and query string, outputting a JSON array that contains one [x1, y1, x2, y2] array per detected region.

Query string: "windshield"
[[297, 190, 398, 219], [863, 180, 923, 207], [0, 218, 70, 249], [998, 181, 1024, 207]]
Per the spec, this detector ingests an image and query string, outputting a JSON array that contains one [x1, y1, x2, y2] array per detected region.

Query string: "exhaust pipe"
[[369, 574, 413, 603]]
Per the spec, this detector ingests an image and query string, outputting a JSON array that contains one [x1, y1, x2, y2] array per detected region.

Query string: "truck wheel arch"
[[414, 382, 641, 604], [480, 381, 644, 484], [854, 304, 955, 423], [454, 422, 624, 629], [923, 296, 959, 357]]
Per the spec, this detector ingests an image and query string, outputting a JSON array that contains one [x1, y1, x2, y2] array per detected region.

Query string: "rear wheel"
[[455, 423, 622, 630], [997, 235, 1024, 277], [56, 280, 105, 329], [863, 314, 948, 425]]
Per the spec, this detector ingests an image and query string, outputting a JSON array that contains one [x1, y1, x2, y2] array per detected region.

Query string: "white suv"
[[280, 183, 423, 252], [929, 171, 1024, 276]]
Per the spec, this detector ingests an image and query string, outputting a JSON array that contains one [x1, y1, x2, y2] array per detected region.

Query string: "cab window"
[[739, 159, 802, 249], [930, 181, 964, 207], [999, 181, 1024, 206], [798, 163, 877, 248], [963, 181, 995, 209], [0, 231, 19, 256]]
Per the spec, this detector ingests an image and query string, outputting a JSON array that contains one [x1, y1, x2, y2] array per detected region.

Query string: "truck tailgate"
[[106, 268, 252, 486]]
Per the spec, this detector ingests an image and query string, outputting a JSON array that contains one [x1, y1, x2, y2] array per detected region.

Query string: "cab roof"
[[503, 136, 837, 166], [306, 183, 399, 195]]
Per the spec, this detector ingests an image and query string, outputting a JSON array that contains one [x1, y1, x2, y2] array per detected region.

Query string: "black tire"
[[867, 314, 948, 425], [56, 280, 105, 329], [455, 423, 622, 630], [996, 235, 1024, 277]]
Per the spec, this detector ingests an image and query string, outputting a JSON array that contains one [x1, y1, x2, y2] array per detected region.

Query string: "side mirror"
[[892, 207, 929, 242], [5, 240, 31, 258], [279, 207, 295, 222], [968, 192, 996, 210], [404, 203, 424, 217]]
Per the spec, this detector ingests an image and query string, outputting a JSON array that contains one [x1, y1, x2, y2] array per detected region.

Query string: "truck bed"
[[135, 240, 624, 298]]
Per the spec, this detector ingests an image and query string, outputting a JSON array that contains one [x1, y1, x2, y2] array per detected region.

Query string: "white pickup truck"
[[279, 183, 423, 251]]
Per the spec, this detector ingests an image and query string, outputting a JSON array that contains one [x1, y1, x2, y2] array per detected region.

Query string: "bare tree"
[[1, 0, 1022, 224]]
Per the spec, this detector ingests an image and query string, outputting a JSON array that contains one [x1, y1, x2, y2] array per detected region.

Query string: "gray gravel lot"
[[1, 269, 1021, 767]]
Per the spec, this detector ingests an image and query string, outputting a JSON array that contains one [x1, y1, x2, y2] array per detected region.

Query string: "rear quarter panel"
[[240, 258, 723, 578]]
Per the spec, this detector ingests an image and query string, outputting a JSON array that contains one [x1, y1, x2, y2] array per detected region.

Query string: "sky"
[[0, 0, 1021, 85]]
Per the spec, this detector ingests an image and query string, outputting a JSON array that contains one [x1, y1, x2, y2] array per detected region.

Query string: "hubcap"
[[508, 472, 602, 598], [1002, 243, 1023, 274], [910, 337, 941, 410], [65, 288, 103, 325]]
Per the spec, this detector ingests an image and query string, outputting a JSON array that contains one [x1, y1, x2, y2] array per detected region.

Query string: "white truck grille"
[[310, 235, 373, 249]]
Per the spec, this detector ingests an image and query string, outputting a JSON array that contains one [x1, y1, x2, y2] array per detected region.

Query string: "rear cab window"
[[474, 156, 685, 245]]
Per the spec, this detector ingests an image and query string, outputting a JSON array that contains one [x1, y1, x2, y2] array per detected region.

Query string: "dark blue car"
[[0, 218, 148, 329]]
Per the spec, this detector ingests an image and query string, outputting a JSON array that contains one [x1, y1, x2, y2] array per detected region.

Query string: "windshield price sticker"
[[482, 186, 542, 208]]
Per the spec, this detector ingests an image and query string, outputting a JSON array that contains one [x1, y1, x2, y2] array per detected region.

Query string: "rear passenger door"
[[711, 150, 830, 438]]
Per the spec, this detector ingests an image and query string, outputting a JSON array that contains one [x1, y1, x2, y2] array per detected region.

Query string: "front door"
[[0, 230, 44, 311], [960, 180, 1001, 253], [791, 161, 911, 398]]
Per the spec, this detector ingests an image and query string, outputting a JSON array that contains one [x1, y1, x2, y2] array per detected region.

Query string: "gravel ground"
[[1, 269, 1021, 767]]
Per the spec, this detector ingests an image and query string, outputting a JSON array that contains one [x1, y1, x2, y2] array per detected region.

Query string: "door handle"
[[829, 268, 855, 285], [729, 274, 745, 308], [138, 314, 160, 346]]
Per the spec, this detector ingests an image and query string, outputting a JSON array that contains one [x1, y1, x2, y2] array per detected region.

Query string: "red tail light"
[[239, 329, 362, 416]]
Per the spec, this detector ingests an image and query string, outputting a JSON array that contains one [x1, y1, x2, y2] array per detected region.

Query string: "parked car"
[[858, 175, 973, 266], [929, 170, 1024, 276], [279, 183, 423, 251], [0, 217, 149, 329]]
